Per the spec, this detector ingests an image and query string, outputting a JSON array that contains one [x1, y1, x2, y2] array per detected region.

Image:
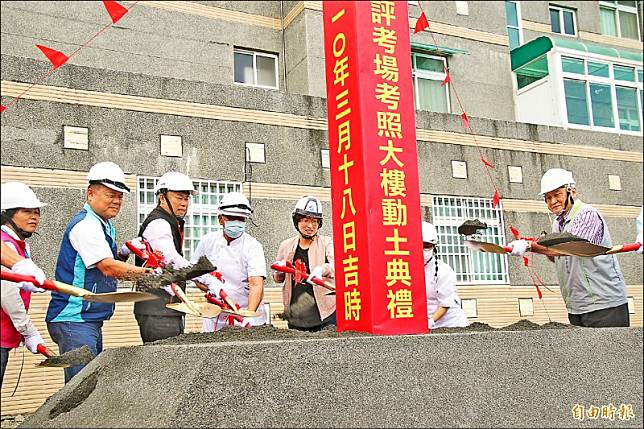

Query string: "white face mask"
[[423, 248, 434, 265]]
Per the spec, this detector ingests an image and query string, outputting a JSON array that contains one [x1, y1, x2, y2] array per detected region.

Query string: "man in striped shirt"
[[508, 168, 629, 328]]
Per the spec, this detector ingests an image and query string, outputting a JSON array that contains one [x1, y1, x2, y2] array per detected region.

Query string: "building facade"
[[1, 0, 642, 414]]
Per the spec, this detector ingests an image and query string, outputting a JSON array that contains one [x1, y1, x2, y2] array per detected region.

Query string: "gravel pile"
[[21, 325, 643, 428]]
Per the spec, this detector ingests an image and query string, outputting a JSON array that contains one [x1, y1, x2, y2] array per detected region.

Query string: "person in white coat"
[[422, 222, 469, 330], [192, 192, 267, 332]]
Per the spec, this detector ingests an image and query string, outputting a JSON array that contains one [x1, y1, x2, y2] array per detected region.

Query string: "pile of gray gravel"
[[21, 325, 642, 428]]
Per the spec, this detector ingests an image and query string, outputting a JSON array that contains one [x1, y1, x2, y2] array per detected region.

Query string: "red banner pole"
[[323, 1, 427, 335]]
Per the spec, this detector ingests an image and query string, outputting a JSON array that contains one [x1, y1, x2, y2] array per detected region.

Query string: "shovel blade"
[[137, 256, 216, 290], [166, 302, 222, 318], [84, 291, 158, 303], [465, 240, 508, 254], [38, 345, 94, 368], [545, 241, 610, 257]]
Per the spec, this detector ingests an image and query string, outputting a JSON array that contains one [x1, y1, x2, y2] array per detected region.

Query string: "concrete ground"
[[21, 326, 643, 428]]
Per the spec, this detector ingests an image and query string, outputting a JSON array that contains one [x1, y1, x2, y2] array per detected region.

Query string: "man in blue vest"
[[46, 161, 150, 383], [508, 168, 629, 328]]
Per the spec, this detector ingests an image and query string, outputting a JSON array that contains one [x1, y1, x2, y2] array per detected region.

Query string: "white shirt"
[[192, 231, 267, 331], [424, 256, 469, 329], [69, 211, 114, 269], [142, 219, 191, 269]]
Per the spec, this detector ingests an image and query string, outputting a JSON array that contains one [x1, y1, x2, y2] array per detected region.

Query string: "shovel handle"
[[0, 271, 58, 292], [126, 241, 149, 260], [503, 246, 513, 253], [36, 344, 55, 358], [606, 242, 642, 255]]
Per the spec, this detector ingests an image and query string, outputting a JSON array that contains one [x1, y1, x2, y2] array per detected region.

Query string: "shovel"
[[544, 241, 641, 257], [1, 271, 157, 303], [136, 256, 216, 291], [464, 240, 512, 254], [36, 344, 94, 368], [271, 261, 336, 291], [165, 283, 224, 319]]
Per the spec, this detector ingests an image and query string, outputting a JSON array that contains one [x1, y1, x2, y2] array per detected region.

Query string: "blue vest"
[[46, 204, 118, 322]]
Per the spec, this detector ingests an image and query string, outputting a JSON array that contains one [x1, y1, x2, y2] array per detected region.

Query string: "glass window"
[[588, 61, 610, 77], [431, 195, 508, 285], [137, 177, 242, 260], [616, 86, 641, 131], [564, 79, 590, 125], [600, 6, 618, 36], [590, 83, 614, 127], [505, 1, 523, 50], [550, 6, 576, 36], [562, 57, 585, 74], [600, 0, 642, 40], [614, 65, 636, 81], [638, 69, 643, 82], [233, 49, 278, 89], [412, 53, 450, 113], [515, 55, 549, 89]]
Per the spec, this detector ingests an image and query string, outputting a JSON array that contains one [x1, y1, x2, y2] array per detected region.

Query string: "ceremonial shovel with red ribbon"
[[271, 260, 335, 292]]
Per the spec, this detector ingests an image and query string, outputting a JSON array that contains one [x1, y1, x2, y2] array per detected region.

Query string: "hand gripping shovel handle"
[[0, 271, 86, 297], [271, 262, 335, 290], [606, 242, 641, 255], [36, 344, 55, 358]]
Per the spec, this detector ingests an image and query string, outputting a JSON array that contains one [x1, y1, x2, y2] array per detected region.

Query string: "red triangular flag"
[[414, 11, 429, 33], [440, 73, 451, 87], [460, 111, 470, 129], [481, 157, 495, 169], [523, 256, 529, 267], [36, 45, 68, 70], [534, 284, 543, 299], [102, 1, 128, 24], [0, 105, 6, 113], [492, 190, 500, 208], [509, 225, 520, 240]]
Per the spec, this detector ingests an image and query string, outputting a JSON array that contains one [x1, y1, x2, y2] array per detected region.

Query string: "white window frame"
[[411, 53, 451, 113], [431, 195, 509, 285], [137, 176, 242, 261], [549, 5, 578, 37], [557, 51, 643, 135], [233, 48, 279, 90], [505, 0, 524, 49], [599, 1, 642, 41]]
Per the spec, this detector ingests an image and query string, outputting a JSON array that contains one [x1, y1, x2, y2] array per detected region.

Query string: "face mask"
[[423, 249, 434, 265], [224, 220, 245, 239]]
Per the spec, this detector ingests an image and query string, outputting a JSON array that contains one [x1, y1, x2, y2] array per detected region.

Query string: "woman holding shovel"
[[507, 168, 629, 328], [0, 182, 48, 386], [422, 222, 469, 330]]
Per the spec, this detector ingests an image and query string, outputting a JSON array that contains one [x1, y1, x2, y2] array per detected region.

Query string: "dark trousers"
[[568, 303, 630, 328], [288, 312, 337, 332], [0, 347, 9, 387], [135, 314, 184, 344]]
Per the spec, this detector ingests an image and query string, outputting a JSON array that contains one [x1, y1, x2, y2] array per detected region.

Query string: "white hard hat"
[[292, 196, 323, 218], [539, 168, 575, 195], [218, 192, 252, 218], [1, 182, 47, 211], [422, 222, 438, 245], [154, 172, 197, 195], [87, 161, 130, 193]]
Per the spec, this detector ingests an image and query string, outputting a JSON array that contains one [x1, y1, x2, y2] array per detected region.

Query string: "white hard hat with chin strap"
[[154, 172, 197, 220], [540, 168, 576, 215], [292, 196, 323, 238], [1, 182, 47, 239], [421, 221, 438, 245], [218, 192, 253, 218], [87, 161, 130, 193]]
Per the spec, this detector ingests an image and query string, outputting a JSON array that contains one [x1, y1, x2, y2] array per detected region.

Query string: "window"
[[234, 49, 278, 89], [599, 1, 642, 40], [505, 1, 523, 50], [549, 5, 577, 36], [412, 53, 450, 113], [515, 55, 549, 90], [431, 195, 509, 284], [138, 177, 242, 261], [561, 56, 643, 132]]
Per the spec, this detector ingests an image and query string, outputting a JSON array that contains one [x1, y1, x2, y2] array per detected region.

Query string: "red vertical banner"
[[323, 1, 427, 335]]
